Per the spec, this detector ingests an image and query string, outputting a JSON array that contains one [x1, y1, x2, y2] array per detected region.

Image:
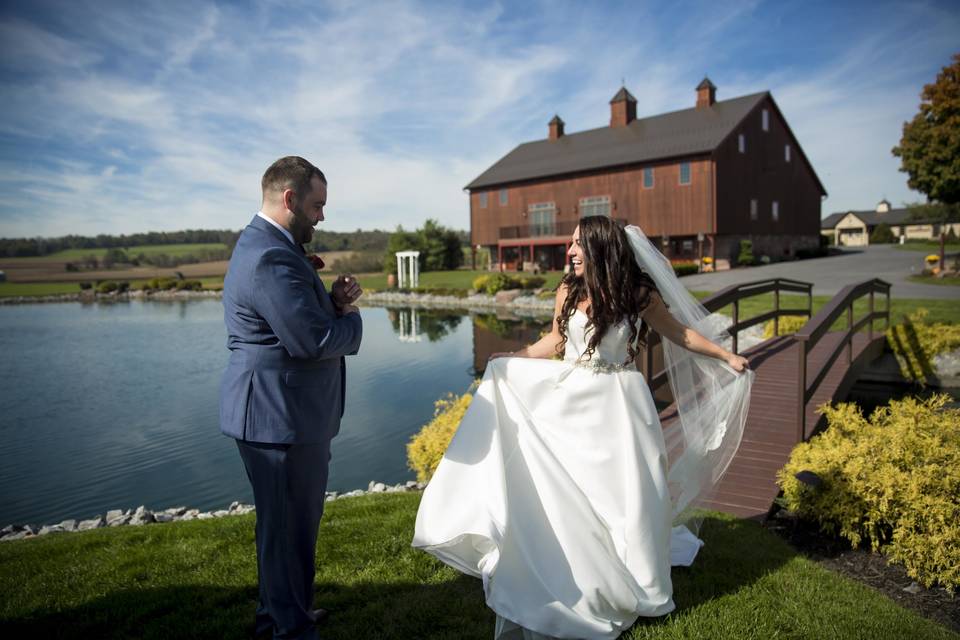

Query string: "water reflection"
[[385, 308, 464, 343]]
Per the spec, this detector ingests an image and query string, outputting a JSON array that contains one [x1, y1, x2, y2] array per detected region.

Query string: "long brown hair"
[[556, 216, 660, 364]]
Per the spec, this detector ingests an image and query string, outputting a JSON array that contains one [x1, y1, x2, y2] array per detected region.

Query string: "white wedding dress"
[[413, 309, 707, 640]]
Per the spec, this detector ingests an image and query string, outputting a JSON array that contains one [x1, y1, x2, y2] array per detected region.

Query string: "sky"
[[0, 0, 957, 239]]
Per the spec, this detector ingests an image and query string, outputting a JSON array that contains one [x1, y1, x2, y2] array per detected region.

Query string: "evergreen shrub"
[[777, 394, 960, 592]]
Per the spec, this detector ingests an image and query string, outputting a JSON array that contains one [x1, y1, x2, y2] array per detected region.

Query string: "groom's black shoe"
[[312, 608, 329, 623]]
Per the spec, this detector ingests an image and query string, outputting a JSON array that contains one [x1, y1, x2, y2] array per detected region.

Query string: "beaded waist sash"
[[565, 356, 634, 374]]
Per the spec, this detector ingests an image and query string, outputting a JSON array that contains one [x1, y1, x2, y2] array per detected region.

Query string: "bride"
[[413, 216, 754, 639]]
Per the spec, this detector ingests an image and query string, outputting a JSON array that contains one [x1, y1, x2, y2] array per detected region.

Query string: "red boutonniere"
[[307, 254, 325, 270]]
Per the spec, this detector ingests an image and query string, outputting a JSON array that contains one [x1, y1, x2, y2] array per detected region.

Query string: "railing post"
[[774, 284, 780, 336], [732, 300, 739, 354], [868, 290, 875, 341], [847, 303, 853, 365], [886, 289, 891, 330], [796, 337, 807, 442]]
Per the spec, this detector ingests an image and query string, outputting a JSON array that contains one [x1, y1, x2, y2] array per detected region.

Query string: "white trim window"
[[785, 144, 791, 162], [762, 109, 769, 132], [579, 195, 611, 217], [479, 192, 487, 208], [738, 134, 746, 154], [750, 199, 758, 221], [528, 202, 556, 237], [499, 188, 508, 206], [643, 167, 654, 189], [772, 201, 779, 222], [679, 162, 691, 185]]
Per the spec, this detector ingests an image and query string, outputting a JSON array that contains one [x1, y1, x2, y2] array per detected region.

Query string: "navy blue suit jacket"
[[219, 215, 362, 444]]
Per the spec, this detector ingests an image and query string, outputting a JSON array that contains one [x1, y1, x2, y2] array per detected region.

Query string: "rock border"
[[0, 480, 425, 542]]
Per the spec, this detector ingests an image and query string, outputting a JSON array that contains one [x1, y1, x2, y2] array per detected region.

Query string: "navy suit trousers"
[[237, 440, 331, 640]]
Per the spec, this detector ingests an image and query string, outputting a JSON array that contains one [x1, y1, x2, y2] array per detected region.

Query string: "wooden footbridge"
[[643, 277, 892, 521]]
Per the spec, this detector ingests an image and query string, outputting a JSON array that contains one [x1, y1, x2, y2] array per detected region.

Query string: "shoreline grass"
[[0, 277, 225, 298], [0, 493, 954, 639], [0, 243, 230, 262]]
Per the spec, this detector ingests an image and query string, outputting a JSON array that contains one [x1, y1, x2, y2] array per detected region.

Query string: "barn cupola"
[[548, 114, 565, 140], [696, 77, 717, 108], [609, 87, 637, 128]]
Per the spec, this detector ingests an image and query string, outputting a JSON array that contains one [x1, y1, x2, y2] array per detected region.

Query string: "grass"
[[0, 277, 225, 298], [908, 275, 960, 287], [894, 240, 960, 253], [693, 291, 960, 326], [0, 493, 953, 639], [356, 269, 565, 292], [3, 243, 231, 262]]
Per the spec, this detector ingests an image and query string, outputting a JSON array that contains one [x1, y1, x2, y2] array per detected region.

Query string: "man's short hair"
[[261, 156, 326, 201]]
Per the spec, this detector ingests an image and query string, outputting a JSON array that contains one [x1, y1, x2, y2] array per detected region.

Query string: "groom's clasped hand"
[[331, 274, 363, 310]]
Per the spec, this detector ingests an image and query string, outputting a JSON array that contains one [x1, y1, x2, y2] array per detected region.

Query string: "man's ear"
[[282, 188, 296, 212]]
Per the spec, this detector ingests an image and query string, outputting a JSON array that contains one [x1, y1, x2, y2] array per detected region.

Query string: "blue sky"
[[0, 0, 957, 238]]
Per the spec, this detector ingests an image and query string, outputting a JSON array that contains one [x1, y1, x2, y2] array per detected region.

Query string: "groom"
[[220, 156, 363, 639]]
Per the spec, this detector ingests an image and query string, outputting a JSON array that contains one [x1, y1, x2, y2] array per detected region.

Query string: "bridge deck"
[[659, 330, 879, 521]]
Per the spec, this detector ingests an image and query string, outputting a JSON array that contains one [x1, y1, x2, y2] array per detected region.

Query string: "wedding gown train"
[[413, 310, 707, 639]]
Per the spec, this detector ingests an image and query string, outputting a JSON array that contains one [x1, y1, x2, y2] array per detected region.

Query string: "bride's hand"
[[725, 353, 750, 373]]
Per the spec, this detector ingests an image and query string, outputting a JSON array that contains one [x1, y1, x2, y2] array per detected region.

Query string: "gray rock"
[[325, 491, 339, 500], [404, 481, 419, 490], [2, 531, 28, 541], [108, 515, 131, 527], [129, 506, 155, 526], [212, 510, 231, 518], [154, 514, 174, 523], [59, 519, 77, 532], [229, 501, 241, 511], [38, 525, 65, 536], [77, 517, 105, 531], [494, 289, 522, 304], [235, 506, 255, 515], [163, 506, 188, 517], [197, 512, 214, 520], [106, 509, 124, 522], [1, 524, 15, 535], [23, 524, 38, 535], [903, 582, 923, 594], [184, 509, 200, 518], [369, 482, 387, 493], [342, 490, 364, 498]]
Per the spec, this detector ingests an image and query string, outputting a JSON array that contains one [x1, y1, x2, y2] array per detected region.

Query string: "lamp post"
[[697, 232, 705, 272]]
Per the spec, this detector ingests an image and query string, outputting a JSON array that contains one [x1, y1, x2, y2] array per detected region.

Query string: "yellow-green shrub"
[[472, 275, 490, 292], [407, 391, 474, 484], [885, 308, 960, 385], [777, 394, 960, 591], [762, 314, 808, 339]]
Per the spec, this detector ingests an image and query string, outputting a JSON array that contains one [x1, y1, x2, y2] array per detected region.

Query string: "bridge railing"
[[792, 278, 891, 442], [642, 277, 814, 393]]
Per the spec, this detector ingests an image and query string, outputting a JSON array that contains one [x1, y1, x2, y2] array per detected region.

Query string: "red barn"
[[466, 79, 826, 271]]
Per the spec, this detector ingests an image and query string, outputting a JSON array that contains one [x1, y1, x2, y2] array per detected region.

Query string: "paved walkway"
[[680, 245, 959, 300]]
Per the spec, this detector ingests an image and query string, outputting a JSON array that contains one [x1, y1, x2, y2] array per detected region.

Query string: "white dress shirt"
[[257, 211, 295, 247]]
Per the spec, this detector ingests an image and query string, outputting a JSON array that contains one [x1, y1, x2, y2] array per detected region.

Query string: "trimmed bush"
[[96, 281, 118, 294], [870, 222, 895, 244], [777, 394, 960, 592], [472, 275, 490, 292], [174, 279, 203, 291], [78, 281, 92, 290], [407, 391, 474, 483], [519, 276, 545, 290], [672, 261, 699, 276], [762, 314, 808, 339], [885, 308, 960, 385], [737, 240, 755, 266]]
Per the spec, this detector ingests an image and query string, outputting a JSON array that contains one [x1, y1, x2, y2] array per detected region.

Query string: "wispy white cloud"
[[0, 0, 957, 239]]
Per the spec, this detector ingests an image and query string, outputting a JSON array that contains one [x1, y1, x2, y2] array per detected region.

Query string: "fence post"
[[796, 337, 807, 442], [732, 300, 739, 354], [774, 283, 781, 337], [847, 303, 853, 365], [868, 290, 874, 341]]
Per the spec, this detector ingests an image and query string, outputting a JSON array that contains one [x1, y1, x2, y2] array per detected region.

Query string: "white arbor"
[[395, 250, 421, 288]]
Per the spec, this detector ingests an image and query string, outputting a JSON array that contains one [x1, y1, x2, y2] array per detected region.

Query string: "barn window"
[[499, 188, 508, 206], [785, 144, 791, 162], [772, 201, 779, 222], [643, 167, 654, 189], [579, 195, 611, 217], [528, 202, 556, 237], [479, 192, 487, 208], [762, 109, 769, 131], [679, 162, 691, 185], [738, 134, 746, 153], [750, 199, 758, 221]]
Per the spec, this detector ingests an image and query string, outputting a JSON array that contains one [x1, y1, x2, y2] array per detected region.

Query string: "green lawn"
[[356, 270, 565, 292], [894, 240, 960, 253], [0, 493, 953, 639], [908, 275, 960, 287], [0, 277, 224, 298], [5, 243, 229, 261]]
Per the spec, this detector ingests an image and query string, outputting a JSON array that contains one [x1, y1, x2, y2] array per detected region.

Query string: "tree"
[[870, 222, 895, 244], [382, 220, 465, 274], [892, 53, 960, 205]]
